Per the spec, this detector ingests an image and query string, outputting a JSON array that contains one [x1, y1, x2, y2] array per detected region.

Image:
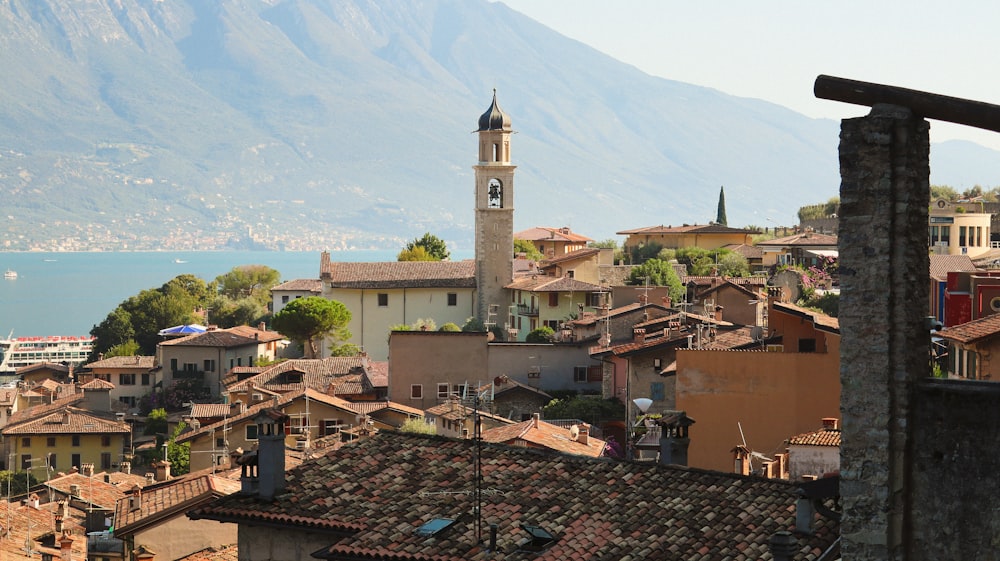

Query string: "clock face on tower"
[[487, 178, 503, 208]]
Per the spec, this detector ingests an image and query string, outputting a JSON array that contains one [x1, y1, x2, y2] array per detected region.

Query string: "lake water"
[[0, 250, 464, 336]]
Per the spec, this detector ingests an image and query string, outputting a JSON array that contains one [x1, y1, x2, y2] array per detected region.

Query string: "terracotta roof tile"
[[721, 243, 764, 259], [322, 261, 476, 289], [159, 331, 261, 348], [176, 544, 239, 561], [191, 403, 232, 418], [539, 248, 601, 268], [513, 227, 594, 244], [85, 355, 156, 369], [617, 224, 756, 235], [225, 325, 286, 343], [45, 472, 128, 509], [505, 275, 603, 292], [772, 301, 840, 332], [190, 433, 838, 560], [756, 232, 838, 247], [114, 474, 240, 535], [272, 278, 323, 292], [481, 418, 606, 457], [226, 357, 371, 394], [81, 378, 116, 390], [929, 254, 978, 281], [937, 313, 1000, 344], [2, 406, 129, 435], [5, 393, 86, 426], [788, 428, 842, 447]]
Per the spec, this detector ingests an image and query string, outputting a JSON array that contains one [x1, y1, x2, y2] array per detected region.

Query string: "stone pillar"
[[838, 104, 929, 561]]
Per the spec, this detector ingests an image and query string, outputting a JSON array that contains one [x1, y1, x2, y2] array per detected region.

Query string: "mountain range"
[[2, 0, 999, 252]]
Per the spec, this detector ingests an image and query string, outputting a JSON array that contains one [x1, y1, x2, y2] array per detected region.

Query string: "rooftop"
[[321, 259, 476, 289]]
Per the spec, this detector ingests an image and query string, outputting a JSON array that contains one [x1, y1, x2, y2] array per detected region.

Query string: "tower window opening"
[[493, 142, 500, 162]]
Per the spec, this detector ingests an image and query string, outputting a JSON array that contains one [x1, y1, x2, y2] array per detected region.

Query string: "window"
[[574, 367, 588, 382], [651, 382, 665, 401], [119, 373, 136, 385], [21, 455, 30, 470], [47, 437, 56, 447], [170, 358, 178, 371], [237, 357, 242, 367], [548, 293, 559, 307], [798, 338, 817, 353], [588, 292, 602, 307], [71, 454, 81, 469], [378, 293, 389, 307], [960, 226, 968, 247], [411, 384, 423, 399], [101, 453, 112, 470], [246, 425, 259, 441], [437, 383, 451, 399], [588, 365, 604, 382], [545, 320, 559, 330], [204, 359, 216, 372], [216, 437, 225, 448], [282, 295, 289, 303], [567, 270, 575, 278], [101, 435, 111, 447], [321, 419, 344, 436], [73, 435, 81, 447], [141, 373, 150, 385], [21, 437, 30, 448], [119, 396, 137, 408], [49, 454, 57, 470], [447, 293, 457, 306]]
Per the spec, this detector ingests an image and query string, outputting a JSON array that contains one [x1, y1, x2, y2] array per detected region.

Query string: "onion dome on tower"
[[477, 89, 512, 132]]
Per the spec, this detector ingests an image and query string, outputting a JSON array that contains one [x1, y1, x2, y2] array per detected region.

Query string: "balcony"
[[517, 303, 539, 316], [172, 369, 205, 380]]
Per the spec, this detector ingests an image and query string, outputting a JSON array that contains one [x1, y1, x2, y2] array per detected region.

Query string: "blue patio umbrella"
[[157, 324, 208, 336]]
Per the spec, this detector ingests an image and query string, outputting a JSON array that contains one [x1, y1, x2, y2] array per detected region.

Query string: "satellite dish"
[[751, 326, 764, 342], [569, 425, 580, 440]]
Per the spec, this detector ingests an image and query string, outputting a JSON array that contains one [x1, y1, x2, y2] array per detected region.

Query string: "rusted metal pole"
[[814, 74, 1000, 134]]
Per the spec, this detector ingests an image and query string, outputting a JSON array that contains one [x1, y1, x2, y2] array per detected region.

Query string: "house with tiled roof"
[[756, 232, 838, 268], [0, 386, 20, 428], [721, 242, 765, 270], [936, 312, 1000, 380], [0, 498, 88, 561], [928, 254, 978, 323], [189, 430, 839, 561], [176, 544, 239, 561], [673, 299, 841, 472], [176, 388, 363, 473], [224, 357, 376, 404], [319, 252, 478, 360], [475, 376, 551, 422], [424, 399, 516, 437], [2, 406, 130, 473], [537, 247, 614, 286], [18, 362, 73, 385], [693, 278, 766, 327], [785, 418, 842, 481], [505, 275, 604, 341], [347, 400, 423, 430], [82, 355, 157, 411], [270, 278, 323, 314], [480, 413, 606, 457], [17, 378, 78, 410], [44, 467, 130, 510], [158, 327, 281, 398], [514, 226, 593, 260], [113, 473, 240, 561], [617, 223, 756, 255]]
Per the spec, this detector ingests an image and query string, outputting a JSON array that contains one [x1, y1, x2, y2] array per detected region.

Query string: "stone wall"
[[910, 379, 1000, 560]]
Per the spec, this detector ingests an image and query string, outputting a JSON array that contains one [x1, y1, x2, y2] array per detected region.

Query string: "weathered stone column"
[[838, 104, 929, 561]]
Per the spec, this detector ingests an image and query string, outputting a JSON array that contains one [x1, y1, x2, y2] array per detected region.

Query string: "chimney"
[[638, 293, 648, 306], [821, 417, 839, 431], [145, 473, 155, 485], [29, 493, 39, 508], [658, 411, 695, 467], [714, 305, 724, 321], [81, 463, 94, 477], [129, 485, 142, 511], [578, 424, 590, 446], [661, 296, 671, 308], [768, 531, 798, 561], [120, 461, 131, 474], [59, 531, 73, 561], [253, 408, 289, 500], [59, 500, 69, 519], [55, 514, 64, 533], [258, 322, 266, 331], [62, 411, 71, 425], [69, 484, 80, 497], [462, 428, 470, 439], [153, 460, 171, 482], [632, 327, 645, 343], [532, 412, 540, 429], [103, 474, 111, 483]]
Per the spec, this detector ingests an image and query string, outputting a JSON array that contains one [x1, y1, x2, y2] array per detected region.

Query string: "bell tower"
[[474, 90, 515, 325]]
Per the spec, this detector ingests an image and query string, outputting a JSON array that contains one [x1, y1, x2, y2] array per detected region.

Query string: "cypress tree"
[[716, 186, 728, 226]]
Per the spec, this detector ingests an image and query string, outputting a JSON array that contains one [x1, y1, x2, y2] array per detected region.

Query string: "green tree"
[[272, 297, 352, 358], [105, 339, 140, 358], [397, 246, 436, 261], [717, 253, 750, 277], [930, 184, 958, 201], [627, 259, 684, 302], [90, 307, 135, 358], [514, 239, 544, 261], [207, 295, 267, 328], [0, 470, 41, 496], [214, 265, 281, 307], [439, 322, 462, 332], [329, 342, 362, 357], [589, 239, 618, 250], [144, 408, 169, 436], [526, 326, 555, 343], [716, 186, 728, 226], [462, 317, 486, 332], [166, 422, 190, 476], [543, 396, 625, 427], [398, 418, 436, 434], [403, 232, 450, 261], [629, 242, 663, 264]]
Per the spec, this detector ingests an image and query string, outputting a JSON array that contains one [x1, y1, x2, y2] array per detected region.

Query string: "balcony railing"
[[517, 303, 539, 316]]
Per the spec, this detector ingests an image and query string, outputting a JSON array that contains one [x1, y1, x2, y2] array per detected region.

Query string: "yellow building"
[[617, 224, 755, 254], [514, 226, 593, 259], [2, 406, 130, 472], [505, 275, 604, 340], [929, 207, 992, 258]]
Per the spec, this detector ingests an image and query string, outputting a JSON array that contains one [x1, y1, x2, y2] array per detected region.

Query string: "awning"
[[805, 249, 839, 259]]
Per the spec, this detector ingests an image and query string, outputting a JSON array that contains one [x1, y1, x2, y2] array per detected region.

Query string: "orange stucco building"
[[674, 301, 840, 472]]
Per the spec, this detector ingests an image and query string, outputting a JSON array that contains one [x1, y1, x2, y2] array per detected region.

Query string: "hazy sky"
[[499, 1, 1000, 151]]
